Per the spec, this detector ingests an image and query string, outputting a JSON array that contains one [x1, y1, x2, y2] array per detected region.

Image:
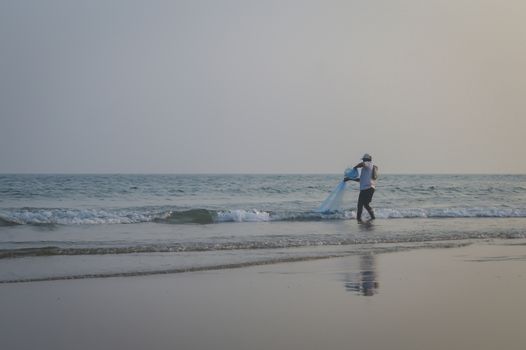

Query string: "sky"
[[1, 0, 525, 174]]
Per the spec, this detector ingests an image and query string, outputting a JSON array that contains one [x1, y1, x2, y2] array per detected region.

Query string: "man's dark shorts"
[[358, 187, 375, 206]]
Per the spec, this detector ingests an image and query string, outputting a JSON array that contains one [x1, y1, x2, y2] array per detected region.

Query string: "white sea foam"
[[374, 207, 526, 219], [0, 209, 152, 225], [216, 209, 271, 222], [1, 206, 526, 226]]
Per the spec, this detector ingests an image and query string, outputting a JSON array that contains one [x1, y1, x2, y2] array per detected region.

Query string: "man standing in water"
[[344, 153, 376, 223]]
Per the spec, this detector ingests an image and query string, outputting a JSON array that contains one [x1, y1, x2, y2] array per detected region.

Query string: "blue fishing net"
[[316, 168, 359, 213]]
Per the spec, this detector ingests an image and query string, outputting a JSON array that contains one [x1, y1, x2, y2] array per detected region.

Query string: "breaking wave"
[[1, 207, 526, 226]]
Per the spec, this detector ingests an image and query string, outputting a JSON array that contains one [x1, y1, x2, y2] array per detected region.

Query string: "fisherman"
[[344, 153, 376, 223]]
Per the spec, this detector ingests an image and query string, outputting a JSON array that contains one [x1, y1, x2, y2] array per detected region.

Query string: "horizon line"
[[1, 172, 525, 176]]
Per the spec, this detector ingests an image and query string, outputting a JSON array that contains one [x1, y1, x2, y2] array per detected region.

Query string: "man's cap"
[[362, 153, 372, 161]]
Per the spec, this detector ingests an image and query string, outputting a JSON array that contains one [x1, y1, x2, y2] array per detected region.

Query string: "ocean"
[[1, 174, 525, 283]]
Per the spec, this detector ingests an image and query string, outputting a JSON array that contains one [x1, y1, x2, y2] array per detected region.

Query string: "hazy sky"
[[1, 0, 525, 174]]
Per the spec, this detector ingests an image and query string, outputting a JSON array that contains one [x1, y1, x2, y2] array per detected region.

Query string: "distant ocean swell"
[[2, 207, 526, 226]]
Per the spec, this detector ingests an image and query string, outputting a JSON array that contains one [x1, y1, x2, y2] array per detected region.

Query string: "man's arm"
[[343, 162, 364, 182], [353, 162, 365, 169]]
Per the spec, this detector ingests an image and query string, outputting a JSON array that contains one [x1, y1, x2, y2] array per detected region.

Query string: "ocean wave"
[[156, 209, 215, 224], [159, 208, 273, 224], [1, 206, 526, 226], [0, 217, 19, 226], [0, 208, 153, 225], [375, 207, 526, 219], [217, 209, 271, 222]]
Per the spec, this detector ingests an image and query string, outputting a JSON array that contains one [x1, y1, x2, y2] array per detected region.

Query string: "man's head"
[[362, 153, 372, 161]]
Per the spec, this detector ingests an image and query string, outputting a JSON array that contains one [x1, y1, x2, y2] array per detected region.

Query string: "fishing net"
[[316, 168, 359, 213]]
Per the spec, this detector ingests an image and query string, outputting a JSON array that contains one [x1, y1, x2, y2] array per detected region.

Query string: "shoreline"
[[2, 239, 526, 349], [0, 239, 478, 284]]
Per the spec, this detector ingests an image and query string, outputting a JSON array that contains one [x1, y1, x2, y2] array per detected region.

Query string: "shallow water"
[[1, 174, 525, 282]]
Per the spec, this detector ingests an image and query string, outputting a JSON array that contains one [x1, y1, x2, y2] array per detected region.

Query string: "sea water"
[[1, 174, 525, 282]]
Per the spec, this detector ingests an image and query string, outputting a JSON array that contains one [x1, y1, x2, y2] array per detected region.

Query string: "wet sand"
[[1, 240, 526, 350]]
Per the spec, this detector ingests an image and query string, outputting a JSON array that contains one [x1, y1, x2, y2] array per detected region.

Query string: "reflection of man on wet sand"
[[344, 253, 379, 296]]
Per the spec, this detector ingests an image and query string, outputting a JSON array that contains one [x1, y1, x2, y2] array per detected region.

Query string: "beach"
[[2, 239, 525, 350], [3, 0, 526, 348], [1, 174, 525, 349]]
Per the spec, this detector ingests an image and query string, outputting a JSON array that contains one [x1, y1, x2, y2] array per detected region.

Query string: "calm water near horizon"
[[1, 174, 525, 282]]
